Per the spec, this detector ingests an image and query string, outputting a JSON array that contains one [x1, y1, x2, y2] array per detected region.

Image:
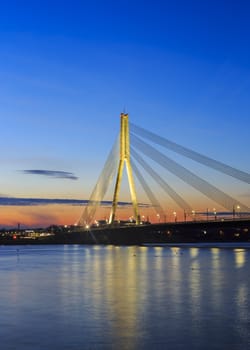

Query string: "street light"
[[157, 213, 160, 223], [192, 210, 196, 221], [237, 205, 241, 218], [173, 211, 177, 222], [213, 208, 217, 220]]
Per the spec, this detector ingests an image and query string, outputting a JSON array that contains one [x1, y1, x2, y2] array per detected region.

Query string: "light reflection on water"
[[0, 244, 250, 349]]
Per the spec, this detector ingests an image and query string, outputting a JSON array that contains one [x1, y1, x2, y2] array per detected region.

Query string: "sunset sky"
[[1, 1, 250, 227]]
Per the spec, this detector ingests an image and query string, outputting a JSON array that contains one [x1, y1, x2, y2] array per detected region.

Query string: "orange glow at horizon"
[[0, 196, 229, 228], [0, 205, 81, 228]]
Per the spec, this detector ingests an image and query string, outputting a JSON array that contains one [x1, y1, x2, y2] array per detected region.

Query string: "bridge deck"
[[1, 219, 249, 245]]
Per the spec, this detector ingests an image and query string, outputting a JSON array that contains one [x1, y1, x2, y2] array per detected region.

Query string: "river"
[[1, 243, 250, 349]]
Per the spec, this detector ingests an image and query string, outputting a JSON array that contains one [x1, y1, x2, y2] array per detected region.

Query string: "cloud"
[[21, 169, 78, 180], [0, 196, 151, 207], [0, 197, 86, 206]]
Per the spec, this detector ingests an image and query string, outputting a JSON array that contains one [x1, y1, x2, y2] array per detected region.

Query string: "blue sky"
[[0, 1, 250, 227]]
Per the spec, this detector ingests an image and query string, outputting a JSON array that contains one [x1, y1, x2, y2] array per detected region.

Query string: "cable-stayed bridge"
[[2, 113, 249, 246], [78, 113, 250, 228]]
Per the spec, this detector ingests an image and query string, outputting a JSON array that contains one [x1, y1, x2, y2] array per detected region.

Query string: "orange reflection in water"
[[234, 249, 246, 269]]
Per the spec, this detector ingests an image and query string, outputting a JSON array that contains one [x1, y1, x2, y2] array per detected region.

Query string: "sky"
[[0, 0, 250, 228]]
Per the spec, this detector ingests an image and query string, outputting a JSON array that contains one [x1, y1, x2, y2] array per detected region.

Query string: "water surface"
[[1, 244, 250, 349]]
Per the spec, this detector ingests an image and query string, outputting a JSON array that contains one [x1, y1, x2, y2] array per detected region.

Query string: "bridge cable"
[[130, 122, 250, 184], [78, 136, 119, 226], [131, 134, 249, 212], [131, 148, 192, 212], [130, 158, 165, 218]]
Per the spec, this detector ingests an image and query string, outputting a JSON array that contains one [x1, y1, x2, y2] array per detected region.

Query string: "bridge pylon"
[[109, 113, 140, 225]]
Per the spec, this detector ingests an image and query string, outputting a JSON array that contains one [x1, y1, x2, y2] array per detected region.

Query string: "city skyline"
[[1, 1, 250, 227]]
